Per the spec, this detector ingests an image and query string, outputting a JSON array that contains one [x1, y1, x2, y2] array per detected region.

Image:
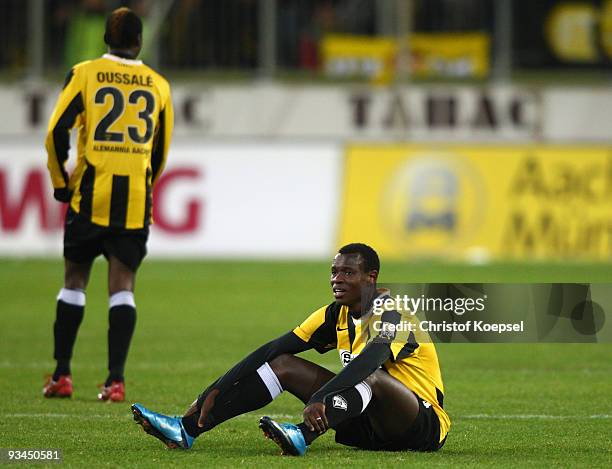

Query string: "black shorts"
[[63, 208, 149, 272], [334, 394, 446, 452]]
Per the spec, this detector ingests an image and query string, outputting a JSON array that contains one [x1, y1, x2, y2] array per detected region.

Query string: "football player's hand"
[[198, 388, 220, 428], [303, 402, 328, 433], [53, 188, 72, 203]]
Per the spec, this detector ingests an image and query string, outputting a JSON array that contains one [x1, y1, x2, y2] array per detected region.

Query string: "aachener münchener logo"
[[362, 284, 611, 343]]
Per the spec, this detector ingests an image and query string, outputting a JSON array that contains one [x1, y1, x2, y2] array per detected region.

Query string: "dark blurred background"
[[3, 0, 612, 82]]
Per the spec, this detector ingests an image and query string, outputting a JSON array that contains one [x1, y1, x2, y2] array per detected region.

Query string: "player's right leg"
[[131, 403, 194, 449], [98, 227, 147, 402], [131, 361, 285, 451], [132, 353, 335, 450]]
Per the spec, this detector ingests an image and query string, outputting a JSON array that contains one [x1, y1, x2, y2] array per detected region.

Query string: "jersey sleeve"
[[293, 304, 338, 354], [151, 80, 173, 185], [389, 329, 419, 361], [45, 66, 86, 190], [308, 341, 391, 404], [371, 295, 419, 361], [307, 305, 407, 404]]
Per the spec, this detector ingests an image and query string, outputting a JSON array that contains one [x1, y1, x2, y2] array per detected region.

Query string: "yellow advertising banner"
[[338, 145, 612, 261], [321, 32, 489, 83], [409, 32, 489, 79]]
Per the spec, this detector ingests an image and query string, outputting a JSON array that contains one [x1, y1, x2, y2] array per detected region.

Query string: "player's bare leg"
[[255, 354, 335, 454], [260, 357, 420, 454], [64, 259, 94, 290], [182, 354, 334, 422], [107, 255, 136, 295], [363, 369, 420, 440], [268, 353, 335, 403], [268, 355, 420, 438]]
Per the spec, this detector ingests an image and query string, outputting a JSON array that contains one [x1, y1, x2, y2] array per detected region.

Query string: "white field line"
[[0, 361, 344, 373], [0, 361, 214, 370], [2, 413, 610, 420], [3, 362, 609, 377], [0, 413, 300, 420], [462, 414, 611, 420]]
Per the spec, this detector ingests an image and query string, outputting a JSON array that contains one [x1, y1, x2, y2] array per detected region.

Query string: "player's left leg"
[[263, 368, 432, 455], [361, 368, 420, 441], [43, 259, 93, 398], [268, 353, 336, 403], [324, 369, 442, 452], [44, 208, 98, 398], [54, 259, 93, 379]]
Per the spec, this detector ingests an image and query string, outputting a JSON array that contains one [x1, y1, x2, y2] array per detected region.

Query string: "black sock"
[[297, 423, 319, 445], [106, 304, 136, 386], [182, 371, 275, 438], [299, 387, 368, 445], [52, 300, 84, 380]]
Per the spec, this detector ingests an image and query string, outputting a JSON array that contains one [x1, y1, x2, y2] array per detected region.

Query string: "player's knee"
[[64, 271, 88, 290], [364, 369, 386, 390], [64, 278, 86, 290], [268, 353, 295, 384], [64, 261, 91, 290], [108, 256, 136, 294], [108, 272, 135, 295]]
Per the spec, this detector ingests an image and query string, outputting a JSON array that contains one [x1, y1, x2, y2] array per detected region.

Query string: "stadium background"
[[1, 1, 611, 467]]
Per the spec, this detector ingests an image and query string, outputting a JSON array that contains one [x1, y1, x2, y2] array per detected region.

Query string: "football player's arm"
[[45, 68, 84, 202], [307, 342, 391, 405], [150, 86, 173, 185], [306, 310, 401, 405]]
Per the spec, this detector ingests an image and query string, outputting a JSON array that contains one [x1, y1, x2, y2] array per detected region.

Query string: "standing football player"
[[132, 244, 450, 454], [43, 7, 173, 402]]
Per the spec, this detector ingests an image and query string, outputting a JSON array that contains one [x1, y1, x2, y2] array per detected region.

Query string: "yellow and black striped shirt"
[[293, 300, 451, 443], [45, 53, 173, 229]]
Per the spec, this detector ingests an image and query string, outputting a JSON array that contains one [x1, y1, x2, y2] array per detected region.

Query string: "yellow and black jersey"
[[45, 53, 173, 229], [293, 299, 451, 443]]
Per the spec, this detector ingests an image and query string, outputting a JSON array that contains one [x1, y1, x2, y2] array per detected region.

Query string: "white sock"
[[256, 362, 283, 399], [355, 381, 373, 412], [109, 291, 136, 308], [57, 288, 86, 306]]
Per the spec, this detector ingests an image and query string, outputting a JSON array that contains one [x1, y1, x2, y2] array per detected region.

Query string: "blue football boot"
[[131, 403, 194, 449], [259, 416, 308, 456]]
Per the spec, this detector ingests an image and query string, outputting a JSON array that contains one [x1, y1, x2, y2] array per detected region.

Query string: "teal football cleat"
[[131, 403, 194, 449], [259, 416, 308, 456]]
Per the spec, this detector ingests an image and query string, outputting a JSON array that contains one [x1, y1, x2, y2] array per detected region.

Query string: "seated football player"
[[132, 243, 450, 455]]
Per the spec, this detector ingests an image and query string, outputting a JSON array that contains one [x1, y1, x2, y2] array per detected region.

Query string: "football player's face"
[[330, 253, 376, 308]]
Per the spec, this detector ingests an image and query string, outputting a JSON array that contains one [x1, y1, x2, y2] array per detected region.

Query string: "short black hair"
[[104, 7, 142, 49], [338, 243, 380, 273]]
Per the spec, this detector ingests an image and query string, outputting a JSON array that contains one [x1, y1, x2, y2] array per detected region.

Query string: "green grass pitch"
[[1, 259, 611, 468]]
